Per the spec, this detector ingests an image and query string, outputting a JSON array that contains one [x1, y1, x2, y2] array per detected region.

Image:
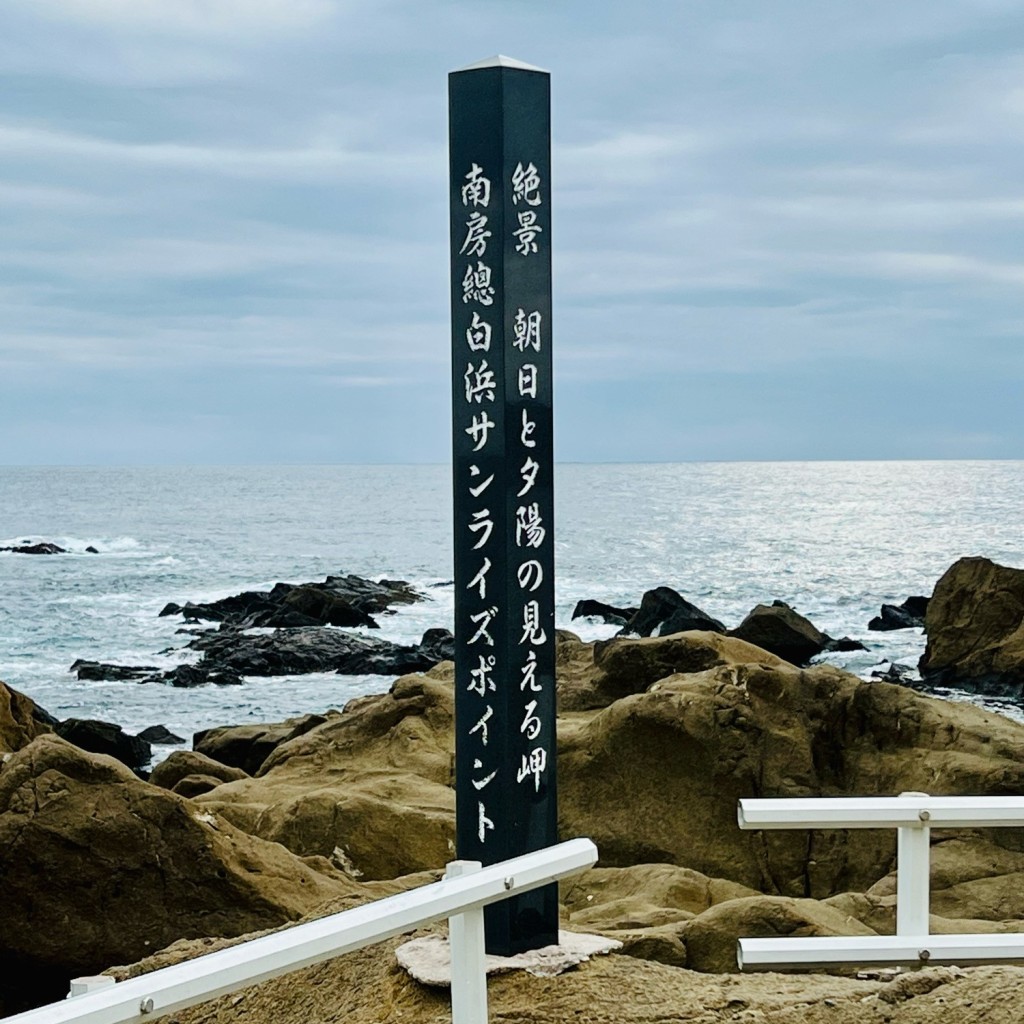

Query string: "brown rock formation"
[[920, 556, 1024, 695], [0, 681, 55, 753], [149, 750, 248, 791]]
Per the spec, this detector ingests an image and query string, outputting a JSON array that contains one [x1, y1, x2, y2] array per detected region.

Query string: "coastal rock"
[[172, 774, 233, 798], [193, 714, 330, 776], [559, 630, 788, 710], [196, 674, 456, 878], [0, 681, 56, 753], [869, 596, 929, 631], [161, 574, 422, 630], [70, 659, 160, 682], [187, 626, 453, 678], [149, 750, 249, 791], [727, 601, 830, 665], [0, 542, 66, 555], [137, 724, 186, 745], [0, 736, 352, 1013], [571, 599, 638, 627], [617, 587, 725, 638], [919, 557, 1024, 696], [558, 658, 1024, 895], [55, 718, 152, 772], [161, 663, 244, 687], [823, 636, 868, 653]]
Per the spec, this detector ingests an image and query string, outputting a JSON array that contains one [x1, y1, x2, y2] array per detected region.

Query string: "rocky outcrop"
[[0, 736, 352, 1013], [54, 719, 152, 772], [727, 601, 830, 665], [571, 599, 638, 626], [0, 542, 66, 554], [160, 575, 423, 630], [149, 750, 249, 791], [186, 626, 454, 678], [70, 660, 160, 682], [0, 681, 56, 753], [193, 714, 330, 775], [618, 587, 725, 638], [557, 656, 1024, 896], [919, 557, 1024, 696], [869, 596, 929, 631], [196, 674, 457, 878], [137, 725, 186, 745]]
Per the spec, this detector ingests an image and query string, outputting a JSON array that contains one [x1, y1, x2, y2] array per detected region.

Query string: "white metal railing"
[[736, 792, 1024, 969], [3, 838, 598, 1024]]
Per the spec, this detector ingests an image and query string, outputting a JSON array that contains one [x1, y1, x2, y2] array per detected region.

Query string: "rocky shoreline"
[[2, 555, 1024, 1020]]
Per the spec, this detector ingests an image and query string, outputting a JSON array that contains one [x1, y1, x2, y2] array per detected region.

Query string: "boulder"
[[571, 599, 638, 627], [869, 596, 929, 632], [618, 587, 725, 638], [196, 674, 456, 879], [55, 718, 151, 772], [193, 714, 329, 776], [137, 725, 186, 745], [70, 660, 160, 682], [558, 630, 788, 710], [172, 774, 231, 798], [0, 681, 55, 753], [727, 602, 830, 665], [149, 750, 249, 791], [0, 736, 351, 1012], [919, 557, 1024, 696]]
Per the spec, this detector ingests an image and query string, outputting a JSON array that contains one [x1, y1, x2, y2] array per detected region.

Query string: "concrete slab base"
[[396, 930, 623, 986]]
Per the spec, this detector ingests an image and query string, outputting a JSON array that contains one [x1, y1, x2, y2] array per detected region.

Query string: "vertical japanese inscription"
[[449, 59, 556, 956]]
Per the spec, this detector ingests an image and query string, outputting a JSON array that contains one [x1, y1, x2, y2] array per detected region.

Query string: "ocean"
[[2, 461, 1023, 765]]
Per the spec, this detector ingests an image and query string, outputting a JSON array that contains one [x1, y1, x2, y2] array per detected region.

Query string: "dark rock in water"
[[159, 602, 182, 617], [418, 627, 455, 664], [728, 602, 829, 666], [186, 625, 450, 678], [572, 599, 638, 627], [0, 542, 66, 555], [55, 719, 151, 771], [84, 545, 99, 554], [618, 587, 725, 638], [823, 636, 868, 653], [868, 596, 929, 632], [871, 662, 914, 683], [161, 574, 423, 631], [70, 660, 160, 682], [161, 664, 244, 688], [194, 714, 328, 776], [136, 725, 186, 745], [920, 557, 1024, 697]]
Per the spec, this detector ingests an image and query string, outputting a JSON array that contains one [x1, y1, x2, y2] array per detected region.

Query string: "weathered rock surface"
[[571, 599, 638, 626], [557, 655, 1024, 895], [0, 681, 56, 753], [618, 587, 725, 638], [160, 574, 422, 630], [869, 596, 929, 632], [727, 601, 830, 665], [186, 626, 454, 678], [149, 750, 249, 791], [920, 557, 1024, 695], [70, 660, 161, 682], [197, 674, 456, 879], [54, 718, 152, 772], [193, 714, 330, 775], [0, 736, 352, 1013]]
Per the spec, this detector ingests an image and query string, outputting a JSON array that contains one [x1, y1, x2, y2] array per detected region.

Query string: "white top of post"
[[454, 54, 549, 73]]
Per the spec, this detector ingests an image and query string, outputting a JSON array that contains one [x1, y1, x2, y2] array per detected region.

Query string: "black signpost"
[[449, 56, 557, 956]]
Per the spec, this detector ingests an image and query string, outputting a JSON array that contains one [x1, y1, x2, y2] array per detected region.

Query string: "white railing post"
[[446, 860, 488, 1024], [896, 792, 931, 937], [66, 979, 115, 1000]]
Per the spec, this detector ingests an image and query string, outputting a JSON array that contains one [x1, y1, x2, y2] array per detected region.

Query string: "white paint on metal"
[[7, 838, 598, 1024], [446, 860, 489, 1024]]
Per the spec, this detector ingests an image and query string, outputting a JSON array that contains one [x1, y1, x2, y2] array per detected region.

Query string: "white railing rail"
[[3, 838, 598, 1024], [736, 793, 1024, 970]]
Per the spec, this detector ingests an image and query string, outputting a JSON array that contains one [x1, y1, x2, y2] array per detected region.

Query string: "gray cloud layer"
[[1, 0, 1022, 463]]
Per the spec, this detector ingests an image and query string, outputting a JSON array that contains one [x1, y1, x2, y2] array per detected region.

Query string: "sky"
[[1, 0, 1023, 465]]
